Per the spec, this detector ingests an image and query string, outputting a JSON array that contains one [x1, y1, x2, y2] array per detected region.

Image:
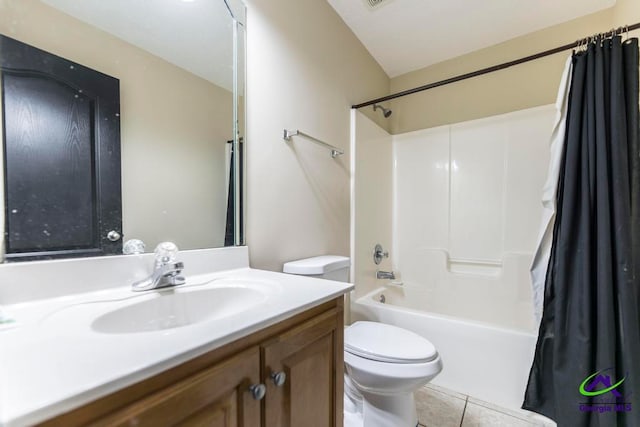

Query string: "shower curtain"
[[523, 36, 640, 427], [224, 139, 244, 246]]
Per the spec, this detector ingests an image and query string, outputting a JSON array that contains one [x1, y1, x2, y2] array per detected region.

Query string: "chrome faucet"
[[376, 270, 396, 280], [132, 242, 185, 292]]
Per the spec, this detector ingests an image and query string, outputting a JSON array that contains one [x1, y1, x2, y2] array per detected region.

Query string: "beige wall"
[[389, 0, 639, 134], [0, 0, 232, 254], [353, 111, 393, 299], [244, 0, 390, 272]]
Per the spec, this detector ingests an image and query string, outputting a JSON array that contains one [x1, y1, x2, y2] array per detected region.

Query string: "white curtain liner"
[[530, 55, 574, 327]]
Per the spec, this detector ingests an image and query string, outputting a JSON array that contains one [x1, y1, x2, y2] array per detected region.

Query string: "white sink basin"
[[91, 286, 267, 334]]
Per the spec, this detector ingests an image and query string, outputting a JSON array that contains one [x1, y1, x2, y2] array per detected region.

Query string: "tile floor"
[[415, 384, 557, 427]]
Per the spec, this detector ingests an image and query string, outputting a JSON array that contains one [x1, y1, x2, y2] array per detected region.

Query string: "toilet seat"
[[345, 321, 437, 363], [344, 351, 443, 395]]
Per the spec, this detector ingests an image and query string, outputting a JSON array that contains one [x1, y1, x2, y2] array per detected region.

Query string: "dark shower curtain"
[[523, 37, 640, 427], [224, 139, 244, 246]]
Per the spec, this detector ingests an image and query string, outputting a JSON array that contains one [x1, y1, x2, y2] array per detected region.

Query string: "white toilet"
[[283, 256, 443, 427]]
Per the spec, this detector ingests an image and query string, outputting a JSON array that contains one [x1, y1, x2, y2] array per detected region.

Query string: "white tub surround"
[[0, 247, 353, 427], [392, 105, 555, 328], [379, 249, 536, 332]]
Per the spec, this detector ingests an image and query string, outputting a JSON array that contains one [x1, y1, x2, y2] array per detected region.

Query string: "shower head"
[[373, 103, 392, 118]]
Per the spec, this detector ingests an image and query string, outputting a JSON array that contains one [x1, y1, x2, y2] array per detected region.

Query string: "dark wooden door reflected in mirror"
[[1, 35, 122, 261]]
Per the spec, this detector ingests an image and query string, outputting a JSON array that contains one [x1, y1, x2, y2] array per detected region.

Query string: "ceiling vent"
[[363, 0, 395, 11]]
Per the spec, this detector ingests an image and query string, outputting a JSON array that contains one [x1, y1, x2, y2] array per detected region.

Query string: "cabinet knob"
[[271, 371, 287, 387], [249, 383, 266, 400]]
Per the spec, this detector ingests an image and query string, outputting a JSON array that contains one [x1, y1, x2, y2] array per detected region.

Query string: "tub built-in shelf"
[[447, 257, 503, 276]]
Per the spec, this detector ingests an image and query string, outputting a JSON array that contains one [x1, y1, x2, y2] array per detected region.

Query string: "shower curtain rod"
[[352, 22, 640, 109]]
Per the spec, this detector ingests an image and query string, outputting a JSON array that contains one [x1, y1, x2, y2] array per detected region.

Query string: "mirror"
[[0, 0, 246, 261]]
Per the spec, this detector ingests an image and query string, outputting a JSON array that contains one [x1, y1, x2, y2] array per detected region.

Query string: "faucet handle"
[[159, 261, 184, 273], [373, 244, 389, 265], [123, 239, 146, 255], [154, 242, 179, 266]]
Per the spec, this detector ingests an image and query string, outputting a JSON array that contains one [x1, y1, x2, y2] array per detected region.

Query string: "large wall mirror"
[[0, 0, 246, 261]]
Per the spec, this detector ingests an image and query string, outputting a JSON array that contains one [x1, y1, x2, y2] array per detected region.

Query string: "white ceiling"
[[327, 0, 616, 77], [41, 0, 238, 91]]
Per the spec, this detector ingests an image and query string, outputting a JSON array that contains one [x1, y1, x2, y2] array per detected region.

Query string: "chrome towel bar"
[[283, 129, 344, 158]]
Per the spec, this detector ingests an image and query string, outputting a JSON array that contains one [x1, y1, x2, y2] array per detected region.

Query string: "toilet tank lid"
[[283, 255, 350, 275]]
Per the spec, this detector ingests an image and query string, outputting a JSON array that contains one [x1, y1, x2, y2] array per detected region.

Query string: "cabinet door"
[[93, 347, 262, 427], [262, 310, 343, 427]]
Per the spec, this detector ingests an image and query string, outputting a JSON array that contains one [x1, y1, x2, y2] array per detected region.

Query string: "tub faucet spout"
[[376, 270, 395, 280]]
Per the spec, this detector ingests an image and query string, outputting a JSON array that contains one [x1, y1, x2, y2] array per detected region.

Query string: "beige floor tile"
[[467, 396, 557, 426], [415, 386, 466, 427], [461, 402, 538, 427], [426, 383, 468, 400]]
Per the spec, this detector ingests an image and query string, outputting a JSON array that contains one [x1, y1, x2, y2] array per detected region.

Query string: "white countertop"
[[0, 265, 353, 426]]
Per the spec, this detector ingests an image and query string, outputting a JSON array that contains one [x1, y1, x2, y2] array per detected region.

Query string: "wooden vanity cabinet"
[[40, 298, 344, 427]]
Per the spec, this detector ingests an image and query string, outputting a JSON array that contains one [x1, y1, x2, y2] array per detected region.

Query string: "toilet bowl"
[[343, 321, 442, 426], [283, 256, 443, 427]]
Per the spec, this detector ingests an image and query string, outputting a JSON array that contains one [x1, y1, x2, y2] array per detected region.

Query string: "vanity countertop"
[[0, 265, 353, 427]]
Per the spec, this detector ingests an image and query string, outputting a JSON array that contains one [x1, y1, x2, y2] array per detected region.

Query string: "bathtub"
[[350, 285, 538, 411]]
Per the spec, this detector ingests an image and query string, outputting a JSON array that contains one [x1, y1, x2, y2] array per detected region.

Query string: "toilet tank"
[[283, 255, 350, 282]]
